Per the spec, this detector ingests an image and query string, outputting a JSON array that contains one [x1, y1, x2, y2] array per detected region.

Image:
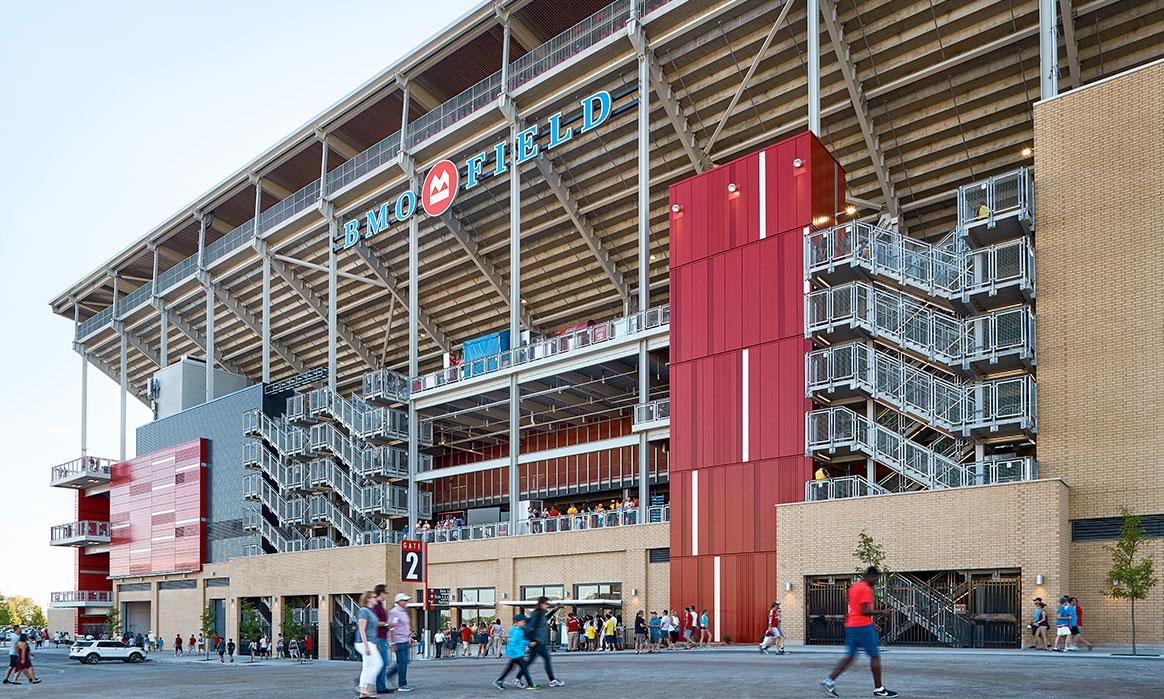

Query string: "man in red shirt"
[[822, 566, 897, 697], [759, 601, 785, 655], [566, 613, 581, 652]]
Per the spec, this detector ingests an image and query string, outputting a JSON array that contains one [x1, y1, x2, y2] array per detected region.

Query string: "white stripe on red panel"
[[742, 348, 750, 462], [691, 470, 699, 557], [759, 152, 767, 239]]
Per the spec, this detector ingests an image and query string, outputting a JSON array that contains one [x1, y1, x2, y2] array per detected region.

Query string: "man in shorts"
[[759, 601, 785, 655], [1052, 595, 1077, 652], [822, 567, 897, 697], [1068, 597, 1094, 651]]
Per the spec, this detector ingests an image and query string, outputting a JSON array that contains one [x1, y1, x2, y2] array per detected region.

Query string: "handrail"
[[508, 0, 630, 91], [806, 222, 1034, 301], [415, 505, 669, 544], [362, 368, 411, 404], [806, 406, 1038, 490], [807, 343, 1037, 433], [805, 281, 1035, 369], [804, 475, 889, 502], [50, 520, 111, 543], [51, 591, 113, 605], [633, 397, 670, 425], [957, 168, 1034, 231], [51, 456, 115, 484], [412, 304, 670, 394]]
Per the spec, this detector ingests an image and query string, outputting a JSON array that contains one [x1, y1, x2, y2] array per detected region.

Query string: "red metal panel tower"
[[668, 132, 844, 643]]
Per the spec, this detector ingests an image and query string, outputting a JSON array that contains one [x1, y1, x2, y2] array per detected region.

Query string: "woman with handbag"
[[356, 591, 384, 699]]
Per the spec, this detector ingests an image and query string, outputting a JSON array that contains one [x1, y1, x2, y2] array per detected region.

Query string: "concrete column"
[[807, 0, 820, 136], [317, 594, 332, 660], [408, 172, 420, 535], [205, 286, 215, 402], [1039, 0, 1059, 100], [637, 32, 651, 510], [270, 596, 283, 645]]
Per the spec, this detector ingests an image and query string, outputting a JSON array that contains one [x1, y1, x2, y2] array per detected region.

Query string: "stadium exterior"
[[46, 0, 1164, 656]]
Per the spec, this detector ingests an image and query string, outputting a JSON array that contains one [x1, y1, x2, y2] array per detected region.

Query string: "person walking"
[[197, 632, 205, 655], [490, 618, 505, 658], [227, 638, 236, 662], [372, 585, 391, 694], [760, 601, 785, 655], [525, 596, 564, 687], [288, 637, 299, 661], [174, 633, 183, 657], [356, 591, 384, 699], [699, 608, 711, 648], [276, 633, 284, 659], [633, 611, 648, 654], [433, 628, 445, 659], [647, 612, 661, 653], [1069, 597, 1095, 651], [822, 566, 897, 697], [1052, 596, 1077, 652], [459, 623, 473, 657], [147, 631, 156, 652], [248, 639, 257, 662], [12, 633, 40, 685], [493, 614, 535, 691], [3, 625, 22, 685], [216, 636, 226, 663], [601, 614, 616, 652], [188, 634, 196, 656], [304, 634, 313, 660], [1030, 600, 1050, 650], [259, 635, 268, 659], [383, 592, 414, 692]]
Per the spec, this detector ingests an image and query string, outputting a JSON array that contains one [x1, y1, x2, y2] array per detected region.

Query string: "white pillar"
[[81, 351, 88, 456], [508, 115, 522, 528], [159, 309, 168, 369], [1039, 0, 1059, 100], [637, 28, 651, 509], [205, 286, 215, 401], [807, 0, 820, 136], [255, 180, 270, 384], [119, 332, 127, 461], [327, 212, 338, 392]]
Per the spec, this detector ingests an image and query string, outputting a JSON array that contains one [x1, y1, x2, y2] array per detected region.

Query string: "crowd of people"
[[412, 497, 650, 536], [1029, 595, 1095, 652]]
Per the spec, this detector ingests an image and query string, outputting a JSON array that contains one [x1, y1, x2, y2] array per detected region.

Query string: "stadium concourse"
[[44, 0, 1164, 665]]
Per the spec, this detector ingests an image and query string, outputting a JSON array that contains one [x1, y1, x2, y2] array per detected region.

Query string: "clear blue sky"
[[0, 0, 480, 611]]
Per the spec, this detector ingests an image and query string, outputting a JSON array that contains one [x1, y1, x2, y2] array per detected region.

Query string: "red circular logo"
[[421, 159, 459, 217]]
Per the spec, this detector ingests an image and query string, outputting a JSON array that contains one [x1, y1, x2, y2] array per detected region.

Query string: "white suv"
[[69, 639, 146, 664]]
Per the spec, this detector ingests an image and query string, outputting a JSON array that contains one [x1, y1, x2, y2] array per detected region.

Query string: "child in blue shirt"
[[494, 615, 536, 690]]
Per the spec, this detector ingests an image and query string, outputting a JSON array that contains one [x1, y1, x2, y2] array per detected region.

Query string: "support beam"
[[149, 299, 243, 375], [499, 98, 632, 306], [258, 178, 294, 201], [407, 80, 445, 113], [256, 238, 379, 371], [635, 0, 651, 511], [436, 208, 535, 330], [628, 23, 713, 173], [323, 132, 361, 160], [407, 167, 420, 537], [75, 343, 149, 405], [113, 321, 162, 367], [198, 270, 309, 374], [119, 332, 127, 460], [205, 286, 215, 401], [328, 211, 338, 391], [1041, 0, 1060, 99], [507, 14, 541, 52], [821, 0, 898, 219], [808, 0, 820, 136], [1058, 0, 1081, 88], [349, 242, 451, 354]]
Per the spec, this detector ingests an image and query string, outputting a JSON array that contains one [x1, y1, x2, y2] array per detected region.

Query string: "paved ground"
[[9, 645, 1163, 697]]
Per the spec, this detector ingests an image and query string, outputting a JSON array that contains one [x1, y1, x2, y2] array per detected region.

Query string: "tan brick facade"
[[775, 480, 1069, 643], [1033, 59, 1164, 644], [108, 524, 669, 658]]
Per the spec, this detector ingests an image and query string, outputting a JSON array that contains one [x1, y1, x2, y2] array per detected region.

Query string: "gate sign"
[[426, 587, 451, 608], [401, 539, 426, 583], [422, 160, 459, 217]]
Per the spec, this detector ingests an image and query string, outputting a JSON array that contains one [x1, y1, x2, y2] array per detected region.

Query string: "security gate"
[[805, 571, 1021, 648]]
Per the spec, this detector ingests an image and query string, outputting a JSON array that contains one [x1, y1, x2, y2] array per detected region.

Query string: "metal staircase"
[[805, 280, 1035, 371], [880, 575, 971, 645], [807, 406, 1036, 490], [807, 342, 1036, 435]]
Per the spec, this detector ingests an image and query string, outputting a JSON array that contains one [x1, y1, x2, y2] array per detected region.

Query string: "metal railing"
[[259, 178, 321, 234], [415, 505, 669, 544], [204, 218, 256, 267], [362, 368, 411, 404], [327, 132, 402, 193], [804, 475, 889, 502], [359, 483, 414, 518], [50, 520, 111, 545], [117, 281, 155, 319], [807, 343, 1037, 434], [50, 591, 113, 606], [508, 0, 631, 91], [633, 397, 671, 426], [407, 71, 502, 148], [154, 254, 199, 295], [76, 306, 115, 339], [806, 223, 1034, 301], [957, 168, 1034, 232], [307, 458, 363, 513], [50, 456, 115, 485], [806, 406, 1038, 490], [805, 281, 1035, 369], [412, 305, 669, 394], [881, 575, 970, 645], [358, 445, 415, 480]]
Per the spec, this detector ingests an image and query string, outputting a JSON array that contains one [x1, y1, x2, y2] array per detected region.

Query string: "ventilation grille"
[[1071, 514, 1164, 541]]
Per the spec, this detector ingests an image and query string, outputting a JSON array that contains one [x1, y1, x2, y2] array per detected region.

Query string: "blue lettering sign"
[[465, 151, 488, 190], [492, 141, 508, 176], [547, 111, 573, 149], [580, 90, 611, 132], [395, 191, 416, 221], [515, 124, 539, 165], [343, 220, 360, 249], [365, 202, 393, 236]]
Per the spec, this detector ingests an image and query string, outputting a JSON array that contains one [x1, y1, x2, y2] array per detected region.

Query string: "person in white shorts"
[[759, 601, 785, 655]]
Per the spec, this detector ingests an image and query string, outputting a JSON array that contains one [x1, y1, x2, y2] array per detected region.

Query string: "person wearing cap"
[[525, 596, 564, 687], [822, 566, 897, 697], [759, 601, 785, 655], [1052, 595, 1077, 652], [384, 592, 414, 692], [494, 614, 535, 690]]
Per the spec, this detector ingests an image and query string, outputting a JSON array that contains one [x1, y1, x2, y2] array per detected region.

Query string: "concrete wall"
[[1033, 59, 1164, 644], [775, 480, 1069, 643], [46, 607, 76, 636]]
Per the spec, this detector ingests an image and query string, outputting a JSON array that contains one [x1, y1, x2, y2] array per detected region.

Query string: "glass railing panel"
[[203, 219, 255, 267], [117, 281, 154, 318], [259, 178, 320, 234], [326, 132, 402, 194], [155, 254, 199, 295]]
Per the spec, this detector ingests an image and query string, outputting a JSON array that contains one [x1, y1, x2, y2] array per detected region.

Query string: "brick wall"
[[775, 480, 1069, 643], [1033, 59, 1164, 644]]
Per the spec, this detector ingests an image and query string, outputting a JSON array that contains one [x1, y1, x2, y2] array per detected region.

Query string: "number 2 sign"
[[401, 539, 426, 583]]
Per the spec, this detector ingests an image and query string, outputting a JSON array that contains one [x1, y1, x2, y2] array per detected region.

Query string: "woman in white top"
[[356, 591, 383, 698]]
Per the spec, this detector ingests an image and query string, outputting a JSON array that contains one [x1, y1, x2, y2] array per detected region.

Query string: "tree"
[[1105, 507, 1159, 655], [3, 597, 46, 629], [853, 530, 893, 582], [0, 596, 11, 627], [104, 607, 120, 639], [200, 603, 217, 660], [239, 599, 263, 648], [280, 604, 304, 645]]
